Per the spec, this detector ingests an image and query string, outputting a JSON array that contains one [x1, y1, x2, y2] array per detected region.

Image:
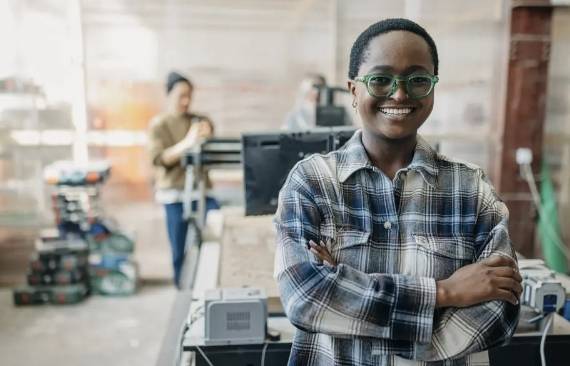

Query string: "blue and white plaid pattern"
[[274, 130, 519, 365]]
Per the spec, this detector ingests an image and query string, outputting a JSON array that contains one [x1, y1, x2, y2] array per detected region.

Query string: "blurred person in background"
[[148, 71, 220, 288], [282, 73, 327, 130]]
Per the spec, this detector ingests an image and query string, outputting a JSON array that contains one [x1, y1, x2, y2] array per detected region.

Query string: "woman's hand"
[[181, 123, 202, 148], [159, 118, 215, 167], [179, 120, 212, 150], [436, 255, 522, 308], [197, 120, 213, 139], [308, 239, 336, 266]]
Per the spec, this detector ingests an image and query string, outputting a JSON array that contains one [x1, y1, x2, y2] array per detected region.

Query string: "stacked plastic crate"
[[13, 229, 89, 305], [87, 215, 139, 296], [12, 161, 139, 306]]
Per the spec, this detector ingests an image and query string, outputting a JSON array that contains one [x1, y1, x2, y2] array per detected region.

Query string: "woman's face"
[[169, 81, 193, 115], [349, 31, 435, 141]]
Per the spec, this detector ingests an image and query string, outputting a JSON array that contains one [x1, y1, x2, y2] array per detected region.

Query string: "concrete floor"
[[0, 285, 176, 366], [0, 201, 180, 366]]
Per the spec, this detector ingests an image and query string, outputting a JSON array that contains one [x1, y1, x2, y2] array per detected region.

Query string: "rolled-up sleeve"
[[148, 118, 173, 168]]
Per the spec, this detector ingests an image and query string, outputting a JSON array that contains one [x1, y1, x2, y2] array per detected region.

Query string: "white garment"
[[154, 188, 185, 204], [282, 104, 316, 131]]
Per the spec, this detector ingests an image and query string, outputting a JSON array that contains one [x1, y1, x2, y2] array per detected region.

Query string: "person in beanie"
[[148, 71, 219, 288]]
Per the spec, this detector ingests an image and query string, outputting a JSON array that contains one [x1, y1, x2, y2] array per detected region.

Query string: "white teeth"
[[378, 107, 413, 115]]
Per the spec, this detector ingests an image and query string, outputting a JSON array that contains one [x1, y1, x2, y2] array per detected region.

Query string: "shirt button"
[[383, 221, 392, 230]]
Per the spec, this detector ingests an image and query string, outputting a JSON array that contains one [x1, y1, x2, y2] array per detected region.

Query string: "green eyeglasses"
[[354, 73, 439, 99]]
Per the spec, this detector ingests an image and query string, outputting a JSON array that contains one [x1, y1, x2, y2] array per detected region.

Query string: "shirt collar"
[[337, 130, 438, 187]]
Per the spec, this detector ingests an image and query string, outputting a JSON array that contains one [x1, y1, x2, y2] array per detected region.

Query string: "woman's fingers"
[[484, 255, 517, 269], [309, 241, 324, 257], [309, 247, 329, 263], [493, 277, 523, 296], [308, 240, 336, 266], [309, 240, 322, 251], [495, 289, 519, 305], [310, 244, 326, 257], [492, 266, 523, 283]]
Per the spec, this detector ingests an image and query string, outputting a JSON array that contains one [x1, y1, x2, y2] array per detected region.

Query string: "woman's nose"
[[390, 80, 408, 101]]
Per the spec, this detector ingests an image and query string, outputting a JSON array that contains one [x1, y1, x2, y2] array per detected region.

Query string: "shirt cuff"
[[392, 275, 437, 344]]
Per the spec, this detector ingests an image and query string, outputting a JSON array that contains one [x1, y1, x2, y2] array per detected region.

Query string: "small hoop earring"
[[352, 100, 357, 109]]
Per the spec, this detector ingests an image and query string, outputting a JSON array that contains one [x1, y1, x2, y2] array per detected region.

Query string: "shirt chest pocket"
[[413, 234, 475, 280], [328, 229, 370, 270]]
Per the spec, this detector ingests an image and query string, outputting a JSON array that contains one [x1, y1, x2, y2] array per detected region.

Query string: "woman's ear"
[[347, 80, 359, 110], [347, 80, 357, 98]]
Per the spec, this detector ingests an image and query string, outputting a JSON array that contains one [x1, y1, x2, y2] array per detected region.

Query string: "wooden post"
[[493, 1, 553, 258]]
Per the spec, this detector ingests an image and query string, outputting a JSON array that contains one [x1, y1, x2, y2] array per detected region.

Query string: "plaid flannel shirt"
[[274, 130, 519, 366]]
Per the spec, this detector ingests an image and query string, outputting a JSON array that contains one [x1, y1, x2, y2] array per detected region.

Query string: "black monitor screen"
[[242, 128, 356, 216], [316, 106, 346, 127]]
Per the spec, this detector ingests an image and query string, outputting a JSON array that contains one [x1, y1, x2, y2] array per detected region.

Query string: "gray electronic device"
[[204, 287, 267, 345], [520, 259, 566, 314]]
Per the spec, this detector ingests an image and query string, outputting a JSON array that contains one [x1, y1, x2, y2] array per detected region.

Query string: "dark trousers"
[[164, 197, 220, 287]]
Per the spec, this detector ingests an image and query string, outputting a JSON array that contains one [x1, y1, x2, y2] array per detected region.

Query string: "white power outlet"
[[516, 148, 533, 165]]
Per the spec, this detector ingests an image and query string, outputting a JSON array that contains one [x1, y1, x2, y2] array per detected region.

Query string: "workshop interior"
[[1, 1, 570, 366]]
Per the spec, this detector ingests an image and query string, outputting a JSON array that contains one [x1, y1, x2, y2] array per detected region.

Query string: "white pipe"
[[68, 0, 88, 165]]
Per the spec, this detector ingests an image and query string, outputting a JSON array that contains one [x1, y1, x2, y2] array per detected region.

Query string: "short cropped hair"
[[348, 18, 439, 79]]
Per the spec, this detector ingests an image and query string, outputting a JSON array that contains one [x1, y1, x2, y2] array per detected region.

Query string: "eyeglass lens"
[[368, 75, 433, 98]]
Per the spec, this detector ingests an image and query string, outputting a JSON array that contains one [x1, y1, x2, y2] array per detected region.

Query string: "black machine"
[[315, 86, 350, 127], [242, 128, 356, 216]]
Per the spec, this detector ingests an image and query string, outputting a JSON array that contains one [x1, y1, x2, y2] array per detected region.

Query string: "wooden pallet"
[[217, 207, 282, 312]]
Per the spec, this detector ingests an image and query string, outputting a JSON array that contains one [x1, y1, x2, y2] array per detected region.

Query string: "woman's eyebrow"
[[368, 65, 394, 73], [404, 65, 430, 73]]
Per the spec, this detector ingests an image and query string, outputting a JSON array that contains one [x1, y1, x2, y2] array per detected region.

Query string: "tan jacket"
[[148, 112, 213, 190]]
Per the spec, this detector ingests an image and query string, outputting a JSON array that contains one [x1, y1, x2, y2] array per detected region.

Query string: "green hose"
[[538, 160, 568, 273]]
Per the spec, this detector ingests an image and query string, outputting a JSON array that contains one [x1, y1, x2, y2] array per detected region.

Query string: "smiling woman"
[[275, 18, 521, 366], [348, 22, 439, 165]]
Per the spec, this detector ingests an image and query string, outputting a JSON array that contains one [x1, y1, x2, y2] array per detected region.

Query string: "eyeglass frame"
[[354, 73, 439, 99]]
